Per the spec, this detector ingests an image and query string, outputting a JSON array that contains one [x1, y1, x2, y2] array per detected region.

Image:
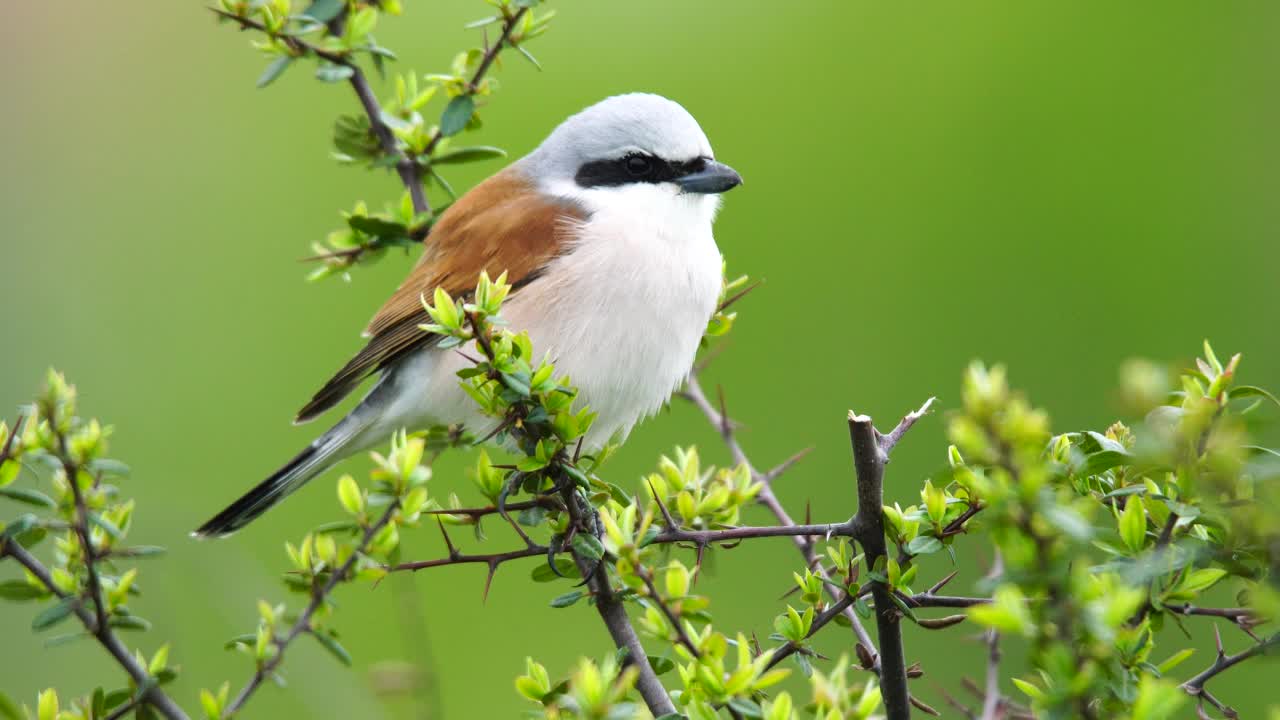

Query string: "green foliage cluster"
[[0, 373, 179, 719], [212, 0, 553, 282], [948, 346, 1280, 718]]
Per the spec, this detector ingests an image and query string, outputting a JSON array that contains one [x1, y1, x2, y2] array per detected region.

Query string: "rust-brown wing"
[[295, 169, 582, 423]]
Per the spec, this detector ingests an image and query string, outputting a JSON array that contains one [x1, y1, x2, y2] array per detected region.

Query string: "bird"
[[193, 93, 742, 538]]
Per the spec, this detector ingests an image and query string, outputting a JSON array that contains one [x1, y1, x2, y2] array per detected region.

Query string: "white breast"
[[378, 185, 724, 450]]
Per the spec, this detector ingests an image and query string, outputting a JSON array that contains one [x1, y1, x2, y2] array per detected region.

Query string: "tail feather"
[[193, 419, 365, 538]]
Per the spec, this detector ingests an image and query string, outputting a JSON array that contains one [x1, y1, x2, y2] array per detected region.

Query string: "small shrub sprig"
[[0, 372, 188, 720], [212, 0, 553, 281]]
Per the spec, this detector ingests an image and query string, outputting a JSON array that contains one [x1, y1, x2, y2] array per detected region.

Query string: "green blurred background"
[[3, 1, 1279, 717]]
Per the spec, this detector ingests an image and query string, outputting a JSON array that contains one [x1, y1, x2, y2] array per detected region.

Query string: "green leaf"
[[728, 698, 764, 718], [1119, 496, 1147, 552], [1, 513, 38, 539], [571, 533, 605, 561], [89, 512, 124, 540], [1178, 568, 1228, 595], [906, 535, 942, 556], [32, 597, 77, 631], [109, 615, 152, 631], [1229, 385, 1280, 411], [648, 655, 675, 675], [315, 63, 355, 83], [0, 579, 45, 601], [257, 56, 293, 89], [347, 215, 409, 237], [1157, 648, 1195, 674], [1079, 450, 1131, 477], [531, 558, 579, 582], [114, 545, 167, 559], [0, 691, 21, 720], [301, 0, 344, 22], [311, 631, 352, 666], [439, 95, 476, 137], [431, 146, 507, 165], [549, 590, 584, 608], [0, 486, 55, 508], [44, 631, 91, 648]]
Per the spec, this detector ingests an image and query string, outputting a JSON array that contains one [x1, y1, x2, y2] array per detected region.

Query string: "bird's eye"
[[624, 154, 653, 177]]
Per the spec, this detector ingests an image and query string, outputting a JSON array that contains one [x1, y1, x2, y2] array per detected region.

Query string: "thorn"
[[765, 446, 815, 482], [716, 278, 762, 314], [804, 500, 812, 526], [647, 479, 677, 529], [483, 560, 498, 602], [716, 385, 732, 437], [910, 693, 941, 717], [436, 519, 457, 557], [1214, 624, 1225, 658], [928, 570, 959, 594]]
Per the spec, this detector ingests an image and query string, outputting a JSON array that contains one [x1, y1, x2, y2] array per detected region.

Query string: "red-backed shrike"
[[195, 93, 741, 537]]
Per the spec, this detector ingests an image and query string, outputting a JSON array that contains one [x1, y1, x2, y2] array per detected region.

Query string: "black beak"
[[676, 160, 742, 194]]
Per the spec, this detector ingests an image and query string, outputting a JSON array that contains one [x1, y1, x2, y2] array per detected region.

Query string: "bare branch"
[[878, 397, 937, 455]]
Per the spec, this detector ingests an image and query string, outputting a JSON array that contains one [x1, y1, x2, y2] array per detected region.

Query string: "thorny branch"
[[681, 376, 884, 669], [0, 542, 190, 720], [1180, 627, 1280, 719], [222, 500, 402, 717]]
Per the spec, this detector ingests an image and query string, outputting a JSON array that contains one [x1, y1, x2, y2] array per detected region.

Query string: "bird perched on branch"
[[194, 93, 741, 538]]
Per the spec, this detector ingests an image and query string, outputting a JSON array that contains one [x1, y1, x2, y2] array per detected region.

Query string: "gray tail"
[[192, 417, 368, 538]]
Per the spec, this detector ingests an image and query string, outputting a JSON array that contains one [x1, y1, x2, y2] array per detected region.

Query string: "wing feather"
[[296, 168, 582, 423]]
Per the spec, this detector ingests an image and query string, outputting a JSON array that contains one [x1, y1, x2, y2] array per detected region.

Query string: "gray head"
[[519, 93, 741, 198]]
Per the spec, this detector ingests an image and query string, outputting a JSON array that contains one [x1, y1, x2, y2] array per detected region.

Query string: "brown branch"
[[0, 541, 190, 720], [1180, 629, 1279, 716], [223, 501, 401, 717], [763, 594, 857, 671], [848, 410, 911, 720], [637, 567, 701, 658], [979, 553, 1004, 720], [557, 487, 676, 717]]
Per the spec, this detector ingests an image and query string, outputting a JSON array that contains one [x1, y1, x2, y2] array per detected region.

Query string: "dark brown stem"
[[763, 594, 857, 671], [420, 7, 529, 159], [55, 431, 110, 636], [637, 567, 701, 658], [223, 501, 401, 717], [848, 404, 934, 720], [0, 541, 190, 720], [558, 487, 676, 717], [1180, 630, 1279, 712]]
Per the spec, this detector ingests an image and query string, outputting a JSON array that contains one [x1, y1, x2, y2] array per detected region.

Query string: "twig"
[[763, 594, 857, 671], [979, 553, 1004, 720], [682, 376, 883, 669], [1180, 629, 1279, 716], [223, 501, 402, 717], [558, 487, 677, 717], [53, 426, 111, 636], [0, 541, 190, 720], [420, 7, 527, 159], [212, 6, 529, 217], [637, 567, 702, 658]]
